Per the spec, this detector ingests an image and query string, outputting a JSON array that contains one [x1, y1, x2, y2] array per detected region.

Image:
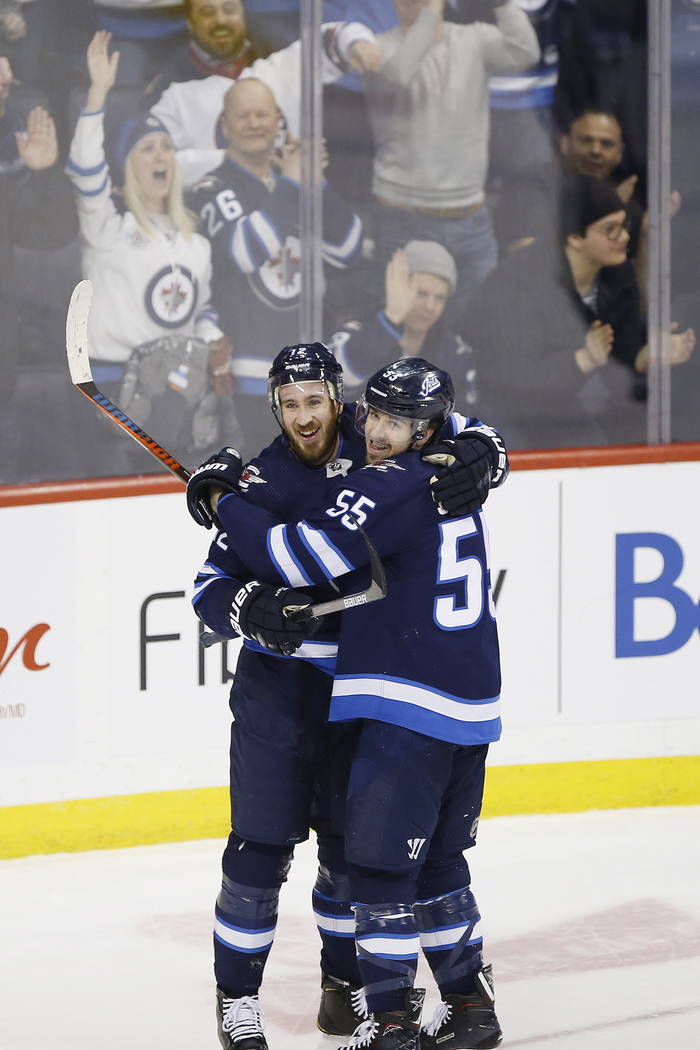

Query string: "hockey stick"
[[66, 279, 387, 636], [65, 280, 192, 483], [282, 524, 387, 621]]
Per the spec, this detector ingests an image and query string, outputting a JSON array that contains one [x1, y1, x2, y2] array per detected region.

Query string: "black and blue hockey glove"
[[186, 447, 243, 529], [423, 428, 508, 516], [230, 580, 322, 656]]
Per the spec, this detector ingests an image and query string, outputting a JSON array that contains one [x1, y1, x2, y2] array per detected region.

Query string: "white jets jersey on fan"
[[66, 110, 222, 363]]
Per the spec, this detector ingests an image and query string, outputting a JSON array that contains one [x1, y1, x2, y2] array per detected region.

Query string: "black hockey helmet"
[[356, 358, 455, 443], [268, 342, 344, 419]]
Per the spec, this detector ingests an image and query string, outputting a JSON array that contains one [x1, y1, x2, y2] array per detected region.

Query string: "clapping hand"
[[576, 319, 614, 373], [669, 323, 696, 365], [15, 106, 58, 171]]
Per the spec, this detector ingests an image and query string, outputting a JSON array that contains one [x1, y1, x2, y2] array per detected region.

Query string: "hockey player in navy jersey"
[[200, 358, 505, 1050], [187, 345, 508, 1049]]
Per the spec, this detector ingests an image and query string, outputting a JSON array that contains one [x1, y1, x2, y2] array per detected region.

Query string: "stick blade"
[[66, 280, 95, 385]]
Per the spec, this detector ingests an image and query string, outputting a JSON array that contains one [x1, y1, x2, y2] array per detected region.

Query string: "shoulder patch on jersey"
[[361, 459, 406, 473], [326, 458, 353, 478], [238, 464, 267, 491]]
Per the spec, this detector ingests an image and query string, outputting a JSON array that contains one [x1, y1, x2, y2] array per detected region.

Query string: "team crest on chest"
[[145, 265, 198, 328], [253, 235, 301, 307]]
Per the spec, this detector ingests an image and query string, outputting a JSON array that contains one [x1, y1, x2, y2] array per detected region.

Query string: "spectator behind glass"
[[328, 240, 477, 410], [353, 0, 539, 320], [188, 76, 363, 456], [555, 0, 648, 192], [462, 176, 694, 450], [488, 0, 562, 185], [150, 16, 375, 186], [148, 0, 257, 97], [66, 31, 231, 477], [494, 108, 634, 255], [1, 57, 78, 484]]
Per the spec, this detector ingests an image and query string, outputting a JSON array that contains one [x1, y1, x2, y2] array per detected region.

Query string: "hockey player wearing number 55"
[[186, 345, 508, 1049], [208, 359, 505, 1050]]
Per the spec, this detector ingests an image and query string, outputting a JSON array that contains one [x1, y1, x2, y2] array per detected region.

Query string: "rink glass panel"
[[2, 3, 699, 484]]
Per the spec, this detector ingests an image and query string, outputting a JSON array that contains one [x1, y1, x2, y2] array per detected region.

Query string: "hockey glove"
[[186, 446, 243, 529], [423, 429, 508, 516], [230, 581, 322, 656]]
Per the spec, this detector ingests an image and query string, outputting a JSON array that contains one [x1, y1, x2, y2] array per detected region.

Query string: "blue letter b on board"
[[616, 533, 699, 658]]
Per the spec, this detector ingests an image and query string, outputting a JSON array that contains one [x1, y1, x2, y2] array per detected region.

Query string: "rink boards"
[[1, 455, 699, 856]]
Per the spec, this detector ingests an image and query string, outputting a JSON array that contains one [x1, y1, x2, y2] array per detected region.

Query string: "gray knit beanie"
[[403, 240, 458, 296]]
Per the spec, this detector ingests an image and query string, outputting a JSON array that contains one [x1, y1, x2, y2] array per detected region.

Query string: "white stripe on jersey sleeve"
[[192, 562, 229, 602], [248, 210, 282, 260], [267, 524, 314, 587], [322, 213, 363, 268], [297, 521, 354, 580], [231, 220, 257, 273]]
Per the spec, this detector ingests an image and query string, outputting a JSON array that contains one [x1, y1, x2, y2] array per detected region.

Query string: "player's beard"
[[286, 415, 339, 467]]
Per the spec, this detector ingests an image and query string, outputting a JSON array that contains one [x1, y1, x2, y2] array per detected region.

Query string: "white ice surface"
[[1, 807, 699, 1049]]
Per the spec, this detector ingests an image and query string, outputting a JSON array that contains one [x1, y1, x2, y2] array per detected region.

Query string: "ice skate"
[[336, 988, 424, 1049], [216, 988, 268, 1049], [421, 965, 502, 1049], [317, 973, 370, 1035]]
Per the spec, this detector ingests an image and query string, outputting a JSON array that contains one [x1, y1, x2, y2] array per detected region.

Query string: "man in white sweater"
[[359, 0, 539, 317], [152, 18, 376, 186]]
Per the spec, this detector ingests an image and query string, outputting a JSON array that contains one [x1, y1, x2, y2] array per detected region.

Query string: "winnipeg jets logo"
[[238, 464, 267, 492], [326, 458, 352, 478], [407, 838, 426, 860], [256, 235, 301, 304], [145, 265, 197, 329], [419, 373, 440, 396]]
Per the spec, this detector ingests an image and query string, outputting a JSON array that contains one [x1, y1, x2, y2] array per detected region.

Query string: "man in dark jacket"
[[1, 68, 78, 483]]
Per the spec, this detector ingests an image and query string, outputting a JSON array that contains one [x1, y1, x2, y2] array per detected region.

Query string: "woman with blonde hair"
[[67, 30, 234, 473]]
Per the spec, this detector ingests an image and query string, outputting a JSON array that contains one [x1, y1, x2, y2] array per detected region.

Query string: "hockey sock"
[[349, 865, 420, 1014], [413, 885, 484, 998], [354, 901, 420, 1015], [214, 836, 293, 998], [313, 848, 361, 985]]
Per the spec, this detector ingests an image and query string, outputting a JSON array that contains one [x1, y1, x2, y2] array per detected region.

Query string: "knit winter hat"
[[111, 112, 172, 185], [559, 174, 628, 238], [403, 240, 458, 296]]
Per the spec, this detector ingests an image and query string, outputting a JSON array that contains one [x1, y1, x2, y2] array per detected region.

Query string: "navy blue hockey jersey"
[[190, 157, 363, 396], [192, 409, 501, 683], [213, 451, 502, 747]]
